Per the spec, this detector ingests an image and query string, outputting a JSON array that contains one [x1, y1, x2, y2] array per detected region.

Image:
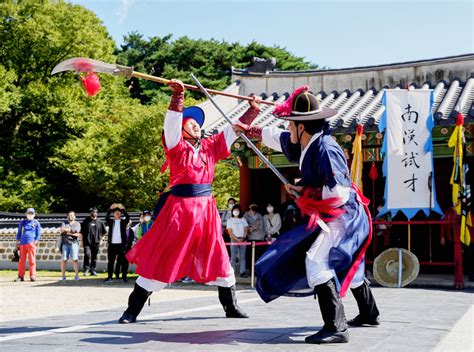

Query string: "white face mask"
[[267, 206, 274, 213], [232, 210, 240, 217], [144, 216, 152, 222], [228, 203, 235, 210], [26, 214, 34, 221]]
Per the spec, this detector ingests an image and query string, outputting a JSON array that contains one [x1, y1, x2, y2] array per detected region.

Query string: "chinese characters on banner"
[[378, 90, 442, 219]]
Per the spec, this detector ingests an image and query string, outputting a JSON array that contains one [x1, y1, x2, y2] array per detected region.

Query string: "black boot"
[[118, 283, 152, 323], [348, 281, 380, 327], [218, 286, 249, 318], [305, 279, 349, 344]]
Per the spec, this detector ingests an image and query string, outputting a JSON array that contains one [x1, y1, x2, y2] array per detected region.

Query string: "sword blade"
[[51, 57, 131, 76]]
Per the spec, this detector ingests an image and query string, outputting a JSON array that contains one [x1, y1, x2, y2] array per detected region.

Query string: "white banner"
[[379, 89, 442, 219]]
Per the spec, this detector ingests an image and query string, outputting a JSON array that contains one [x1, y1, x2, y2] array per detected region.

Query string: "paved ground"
[[0, 273, 473, 351]]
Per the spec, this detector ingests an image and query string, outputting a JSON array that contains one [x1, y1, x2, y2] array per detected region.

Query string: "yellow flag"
[[448, 119, 463, 215], [448, 112, 471, 245], [351, 124, 363, 192]]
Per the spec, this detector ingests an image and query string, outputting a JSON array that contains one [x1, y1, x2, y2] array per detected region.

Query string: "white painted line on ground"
[[0, 297, 260, 342], [434, 305, 474, 352]]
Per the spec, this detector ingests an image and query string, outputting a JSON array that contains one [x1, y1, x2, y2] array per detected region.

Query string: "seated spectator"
[[227, 204, 249, 278], [14, 208, 42, 282], [59, 211, 82, 281], [263, 203, 281, 241]]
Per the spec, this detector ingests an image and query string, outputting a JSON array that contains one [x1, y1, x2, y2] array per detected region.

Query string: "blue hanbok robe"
[[255, 129, 371, 303]]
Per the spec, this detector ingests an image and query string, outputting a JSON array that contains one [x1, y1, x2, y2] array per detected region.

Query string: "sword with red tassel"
[[51, 57, 276, 105]]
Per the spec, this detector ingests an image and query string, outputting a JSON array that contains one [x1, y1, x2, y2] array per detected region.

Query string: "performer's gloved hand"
[[233, 122, 262, 140], [168, 79, 185, 112], [239, 95, 261, 125], [284, 184, 303, 197]]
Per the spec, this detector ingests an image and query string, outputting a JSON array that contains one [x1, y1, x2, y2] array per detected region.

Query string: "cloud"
[[116, 0, 135, 24]]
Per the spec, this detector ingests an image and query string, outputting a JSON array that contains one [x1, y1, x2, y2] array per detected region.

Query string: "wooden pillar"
[[239, 162, 251, 211], [453, 228, 464, 289]]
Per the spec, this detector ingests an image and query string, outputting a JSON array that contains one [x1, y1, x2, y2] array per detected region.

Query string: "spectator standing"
[[282, 204, 302, 232], [263, 203, 282, 241], [244, 204, 267, 262], [136, 210, 154, 239], [15, 208, 41, 282], [104, 203, 131, 283], [220, 197, 237, 253], [81, 207, 107, 276], [60, 211, 82, 281], [114, 220, 135, 280], [227, 204, 249, 278]]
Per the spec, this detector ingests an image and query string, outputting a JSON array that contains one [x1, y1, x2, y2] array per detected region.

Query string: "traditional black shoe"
[[118, 312, 136, 324], [347, 315, 380, 327], [14, 277, 24, 282], [218, 286, 249, 318], [305, 328, 349, 344], [225, 307, 249, 318], [123, 278, 128, 283]]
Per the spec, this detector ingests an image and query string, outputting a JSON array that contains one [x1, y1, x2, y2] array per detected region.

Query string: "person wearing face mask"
[[81, 207, 107, 276], [120, 80, 261, 324], [59, 211, 82, 281], [227, 204, 249, 278], [236, 86, 379, 344], [136, 210, 154, 239], [244, 204, 267, 262], [263, 203, 282, 241], [14, 208, 42, 282], [220, 197, 237, 250]]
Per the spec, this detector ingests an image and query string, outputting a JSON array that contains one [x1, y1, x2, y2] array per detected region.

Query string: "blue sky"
[[69, 0, 473, 69]]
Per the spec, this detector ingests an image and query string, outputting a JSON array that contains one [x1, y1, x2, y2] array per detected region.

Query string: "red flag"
[[368, 162, 378, 181]]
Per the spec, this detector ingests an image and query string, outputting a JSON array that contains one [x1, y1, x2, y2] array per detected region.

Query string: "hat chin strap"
[[182, 128, 201, 146]]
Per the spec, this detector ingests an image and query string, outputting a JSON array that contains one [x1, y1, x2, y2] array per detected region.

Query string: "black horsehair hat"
[[273, 85, 337, 121]]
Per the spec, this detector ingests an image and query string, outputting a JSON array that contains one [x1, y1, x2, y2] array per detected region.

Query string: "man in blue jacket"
[[15, 208, 42, 282]]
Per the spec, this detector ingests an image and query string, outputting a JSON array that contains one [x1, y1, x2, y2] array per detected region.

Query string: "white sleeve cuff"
[[222, 125, 238, 151], [163, 110, 182, 150], [322, 184, 351, 207], [262, 127, 283, 152]]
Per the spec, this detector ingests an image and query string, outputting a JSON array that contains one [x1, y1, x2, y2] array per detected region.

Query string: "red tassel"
[[456, 112, 464, 126], [368, 162, 378, 181], [273, 85, 309, 117], [356, 124, 363, 135], [80, 72, 101, 97]]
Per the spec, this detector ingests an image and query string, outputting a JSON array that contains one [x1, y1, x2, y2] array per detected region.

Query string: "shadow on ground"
[[78, 326, 314, 345]]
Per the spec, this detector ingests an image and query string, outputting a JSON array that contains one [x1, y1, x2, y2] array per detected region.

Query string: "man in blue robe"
[[237, 86, 380, 344]]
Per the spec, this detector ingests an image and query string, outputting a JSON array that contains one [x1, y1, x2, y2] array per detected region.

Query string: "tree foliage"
[[116, 34, 317, 104], [0, 0, 317, 212]]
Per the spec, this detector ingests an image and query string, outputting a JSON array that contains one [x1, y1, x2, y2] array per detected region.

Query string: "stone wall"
[[0, 231, 110, 271]]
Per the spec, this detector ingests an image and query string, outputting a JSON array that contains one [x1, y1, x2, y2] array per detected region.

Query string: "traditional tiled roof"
[[204, 78, 474, 136]]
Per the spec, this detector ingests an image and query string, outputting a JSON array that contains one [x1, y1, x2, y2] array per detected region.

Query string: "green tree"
[[116, 34, 316, 104], [0, 0, 121, 211]]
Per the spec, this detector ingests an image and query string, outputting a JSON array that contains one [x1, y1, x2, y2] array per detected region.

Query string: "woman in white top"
[[226, 204, 249, 277], [263, 203, 281, 241]]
